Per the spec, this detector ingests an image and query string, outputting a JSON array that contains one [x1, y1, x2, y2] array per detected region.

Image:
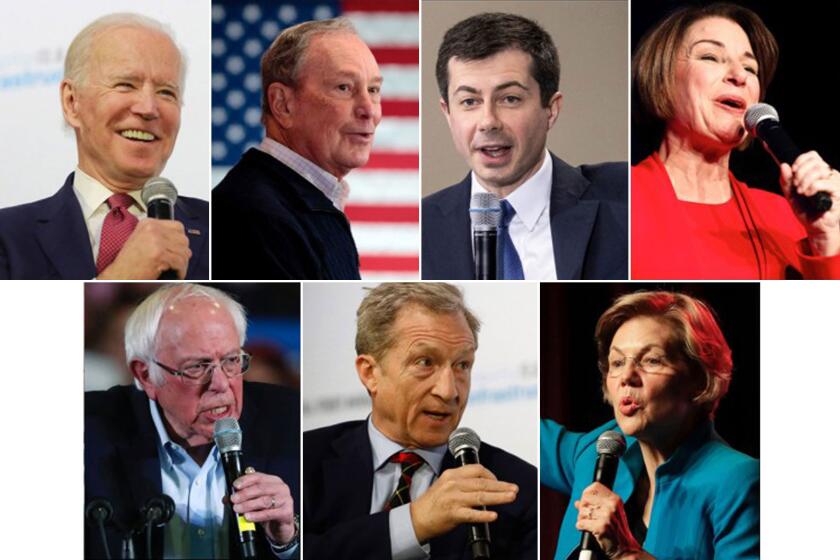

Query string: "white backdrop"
[[301, 282, 540, 467], [0, 0, 210, 206]]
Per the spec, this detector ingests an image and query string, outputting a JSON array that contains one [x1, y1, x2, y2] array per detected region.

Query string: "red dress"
[[631, 153, 840, 279]]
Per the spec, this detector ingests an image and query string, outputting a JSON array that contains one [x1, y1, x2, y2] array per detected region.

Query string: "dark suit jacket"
[[212, 149, 361, 280], [303, 421, 537, 559], [421, 154, 627, 279], [0, 173, 209, 279], [85, 382, 300, 560]]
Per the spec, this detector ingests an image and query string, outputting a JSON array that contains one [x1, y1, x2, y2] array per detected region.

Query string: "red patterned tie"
[[96, 193, 139, 274], [384, 451, 425, 511]]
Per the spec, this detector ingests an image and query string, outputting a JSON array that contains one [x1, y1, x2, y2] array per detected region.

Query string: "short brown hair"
[[633, 3, 778, 131], [595, 291, 732, 417], [260, 17, 356, 124], [356, 283, 481, 360]]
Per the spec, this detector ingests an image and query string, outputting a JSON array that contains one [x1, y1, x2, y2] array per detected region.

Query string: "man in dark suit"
[[304, 283, 537, 559], [85, 284, 299, 559], [213, 18, 383, 279], [0, 13, 208, 280], [422, 13, 627, 280]]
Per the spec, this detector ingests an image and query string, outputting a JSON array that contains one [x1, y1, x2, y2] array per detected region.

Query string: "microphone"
[[140, 495, 175, 560], [141, 177, 179, 280], [448, 427, 491, 560], [744, 103, 832, 217], [579, 431, 627, 560], [85, 498, 114, 560], [470, 192, 501, 280], [215, 418, 258, 559]]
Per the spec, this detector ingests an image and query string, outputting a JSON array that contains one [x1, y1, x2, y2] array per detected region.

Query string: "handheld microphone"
[[448, 427, 491, 560], [744, 103, 832, 217], [141, 177, 179, 280], [579, 431, 627, 560], [85, 498, 114, 560], [215, 418, 257, 559], [470, 192, 501, 280]]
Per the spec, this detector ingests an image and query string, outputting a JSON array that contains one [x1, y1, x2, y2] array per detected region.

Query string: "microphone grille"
[[744, 102, 779, 136], [213, 417, 242, 453], [596, 430, 626, 457], [470, 192, 501, 228], [141, 177, 178, 206], [448, 426, 481, 456]]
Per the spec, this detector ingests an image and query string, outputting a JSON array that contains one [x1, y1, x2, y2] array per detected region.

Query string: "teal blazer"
[[541, 419, 759, 560]]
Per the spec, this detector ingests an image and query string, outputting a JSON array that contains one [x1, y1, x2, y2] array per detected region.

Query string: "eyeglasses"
[[154, 352, 251, 385], [604, 353, 674, 377]]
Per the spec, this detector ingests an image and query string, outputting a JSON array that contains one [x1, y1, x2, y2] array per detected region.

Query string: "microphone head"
[[144, 494, 175, 525], [596, 430, 626, 457], [744, 102, 779, 137], [141, 176, 178, 207], [85, 498, 114, 524], [470, 192, 501, 231], [213, 417, 242, 453], [448, 426, 481, 457]]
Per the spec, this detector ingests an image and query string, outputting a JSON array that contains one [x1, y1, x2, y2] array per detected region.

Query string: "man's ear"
[[440, 97, 451, 124], [266, 82, 296, 128], [546, 91, 563, 130], [130, 360, 158, 400], [355, 354, 379, 397], [60, 79, 82, 129]]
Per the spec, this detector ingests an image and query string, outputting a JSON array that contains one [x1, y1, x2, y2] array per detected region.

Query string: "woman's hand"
[[575, 482, 651, 560], [780, 150, 840, 256]]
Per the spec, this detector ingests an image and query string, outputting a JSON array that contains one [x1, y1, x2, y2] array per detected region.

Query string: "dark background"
[[540, 282, 759, 560], [632, 0, 840, 197]]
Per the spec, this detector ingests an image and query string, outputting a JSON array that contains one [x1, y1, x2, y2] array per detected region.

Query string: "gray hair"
[[260, 17, 356, 124], [125, 284, 247, 387], [64, 12, 188, 96]]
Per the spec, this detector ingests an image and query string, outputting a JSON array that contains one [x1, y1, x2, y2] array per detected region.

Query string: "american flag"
[[211, 0, 419, 279]]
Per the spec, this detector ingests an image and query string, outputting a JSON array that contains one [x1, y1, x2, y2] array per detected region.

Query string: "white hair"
[[125, 284, 247, 388], [64, 12, 188, 96]]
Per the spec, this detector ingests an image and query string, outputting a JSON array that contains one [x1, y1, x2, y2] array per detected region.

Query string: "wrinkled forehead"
[[87, 25, 183, 84], [302, 31, 378, 74]]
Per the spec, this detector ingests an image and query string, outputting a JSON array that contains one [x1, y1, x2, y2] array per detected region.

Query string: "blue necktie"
[[498, 199, 525, 280]]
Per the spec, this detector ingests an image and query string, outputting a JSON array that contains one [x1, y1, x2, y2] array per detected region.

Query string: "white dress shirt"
[[470, 150, 557, 280]]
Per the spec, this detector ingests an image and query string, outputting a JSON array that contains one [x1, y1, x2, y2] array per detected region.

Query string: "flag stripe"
[[373, 117, 419, 151], [360, 254, 420, 271], [347, 13, 419, 46], [364, 152, 419, 169], [343, 0, 419, 13], [370, 47, 419, 65], [346, 204, 418, 223], [347, 170, 418, 203]]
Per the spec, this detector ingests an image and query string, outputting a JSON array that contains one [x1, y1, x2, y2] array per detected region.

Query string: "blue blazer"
[[303, 420, 537, 559], [0, 173, 209, 279], [541, 419, 759, 560], [421, 154, 627, 279], [85, 383, 300, 559]]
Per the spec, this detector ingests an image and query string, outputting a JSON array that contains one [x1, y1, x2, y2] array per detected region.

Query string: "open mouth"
[[715, 96, 746, 111], [477, 144, 512, 158], [423, 410, 451, 422], [119, 129, 157, 142]]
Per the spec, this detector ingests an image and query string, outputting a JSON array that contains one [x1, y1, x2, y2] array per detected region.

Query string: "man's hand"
[[97, 219, 191, 280], [230, 471, 296, 545], [409, 464, 518, 544]]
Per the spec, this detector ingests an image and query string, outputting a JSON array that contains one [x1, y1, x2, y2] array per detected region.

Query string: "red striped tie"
[[96, 193, 139, 274], [384, 451, 425, 511]]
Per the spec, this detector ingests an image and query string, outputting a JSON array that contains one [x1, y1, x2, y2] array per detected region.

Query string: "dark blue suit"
[[303, 420, 537, 559], [0, 173, 209, 279], [85, 382, 300, 560], [421, 154, 627, 279]]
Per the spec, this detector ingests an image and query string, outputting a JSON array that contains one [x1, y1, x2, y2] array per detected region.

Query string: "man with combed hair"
[[212, 18, 383, 280], [422, 12, 627, 280], [0, 13, 208, 280], [303, 283, 537, 559], [85, 284, 299, 559]]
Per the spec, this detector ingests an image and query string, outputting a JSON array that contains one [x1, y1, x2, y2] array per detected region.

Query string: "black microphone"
[[215, 418, 258, 559], [140, 495, 175, 560], [85, 498, 114, 560], [141, 177, 179, 280], [448, 427, 491, 559], [744, 103, 832, 217], [578, 431, 626, 560], [470, 192, 501, 280]]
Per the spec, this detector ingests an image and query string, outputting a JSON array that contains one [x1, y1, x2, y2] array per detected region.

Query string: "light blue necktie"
[[498, 199, 525, 280]]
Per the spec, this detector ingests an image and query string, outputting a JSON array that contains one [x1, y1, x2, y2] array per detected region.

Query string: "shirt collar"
[[148, 397, 219, 468], [469, 150, 552, 231], [72, 167, 146, 220], [367, 416, 447, 476], [257, 137, 349, 210]]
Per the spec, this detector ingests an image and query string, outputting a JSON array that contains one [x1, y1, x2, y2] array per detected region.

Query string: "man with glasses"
[[84, 284, 300, 559]]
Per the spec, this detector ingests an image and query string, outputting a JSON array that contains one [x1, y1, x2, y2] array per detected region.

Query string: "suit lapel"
[[548, 155, 600, 280], [34, 174, 97, 278], [430, 453, 469, 559], [174, 200, 207, 280], [436, 178, 475, 279], [325, 423, 375, 518]]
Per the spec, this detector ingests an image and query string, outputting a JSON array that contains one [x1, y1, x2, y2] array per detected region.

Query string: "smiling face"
[[604, 316, 701, 445], [281, 32, 382, 179], [136, 297, 244, 448], [669, 17, 760, 149], [359, 304, 475, 449], [442, 49, 561, 194], [61, 25, 182, 193]]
